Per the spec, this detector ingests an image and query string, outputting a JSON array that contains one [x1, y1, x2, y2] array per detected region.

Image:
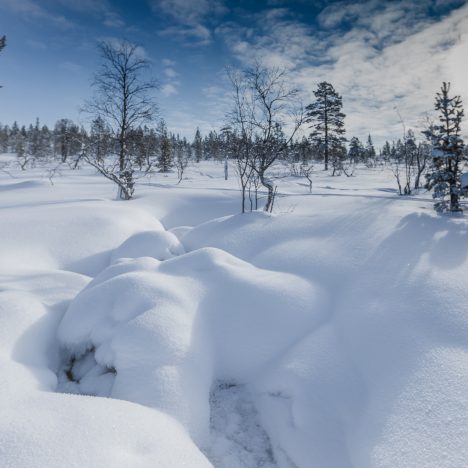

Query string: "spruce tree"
[[306, 82, 346, 171], [365, 135, 376, 164], [381, 141, 392, 162], [423, 82, 466, 213], [348, 137, 364, 163], [157, 119, 172, 172], [193, 128, 203, 163], [90, 117, 111, 163]]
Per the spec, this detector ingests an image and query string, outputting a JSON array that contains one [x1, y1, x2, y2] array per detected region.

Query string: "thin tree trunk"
[[260, 171, 275, 212]]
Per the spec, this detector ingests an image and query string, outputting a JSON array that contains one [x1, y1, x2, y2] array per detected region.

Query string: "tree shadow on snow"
[[374, 212, 468, 274]]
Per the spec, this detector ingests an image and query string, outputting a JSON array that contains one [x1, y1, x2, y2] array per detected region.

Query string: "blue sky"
[[1, 0, 468, 144]]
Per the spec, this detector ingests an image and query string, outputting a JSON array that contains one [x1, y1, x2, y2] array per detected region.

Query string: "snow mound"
[[181, 209, 468, 468], [0, 267, 210, 468], [111, 230, 184, 263], [58, 248, 326, 445], [0, 201, 164, 275], [0, 179, 47, 191], [0, 393, 212, 468]]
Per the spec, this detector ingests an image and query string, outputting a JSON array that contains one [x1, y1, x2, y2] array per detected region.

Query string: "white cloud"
[[150, 0, 227, 45], [217, 1, 468, 145], [161, 83, 179, 97], [0, 0, 126, 29], [55, 0, 126, 28], [164, 108, 220, 138], [97, 37, 148, 59], [164, 67, 178, 78], [150, 0, 226, 25], [103, 15, 125, 28], [0, 0, 73, 28], [25, 39, 47, 50], [159, 24, 212, 46], [60, 61, 83, 73]]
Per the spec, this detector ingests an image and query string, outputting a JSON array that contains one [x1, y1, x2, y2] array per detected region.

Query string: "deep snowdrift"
[[1, 161, 467, 468], [57, 247, 324, 445]]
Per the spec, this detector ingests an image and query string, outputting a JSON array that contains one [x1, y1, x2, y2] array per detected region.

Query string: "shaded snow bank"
[[181, 209, 468, 468]]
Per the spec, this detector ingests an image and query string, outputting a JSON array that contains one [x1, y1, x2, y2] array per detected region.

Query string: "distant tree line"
[[1, 36, 466, 212]]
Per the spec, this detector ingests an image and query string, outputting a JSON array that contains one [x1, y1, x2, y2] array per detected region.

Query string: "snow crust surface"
[[1, 160, 467, 468]]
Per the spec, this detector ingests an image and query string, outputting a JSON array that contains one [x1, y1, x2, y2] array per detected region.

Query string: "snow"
[[57, 247, 323, 445], [461, 172, 468, 188], [110, 229, 184, 263], [1, 159, 467, 468]]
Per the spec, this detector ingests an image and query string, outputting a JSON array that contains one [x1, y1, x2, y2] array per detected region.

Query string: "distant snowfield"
[[1, 157, 467, 468]]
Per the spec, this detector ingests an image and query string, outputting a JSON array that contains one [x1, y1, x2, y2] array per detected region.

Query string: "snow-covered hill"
[[1, 160, 467, 468]]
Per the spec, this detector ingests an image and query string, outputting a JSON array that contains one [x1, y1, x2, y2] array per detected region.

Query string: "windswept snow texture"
[[1, 160, 468, 468]]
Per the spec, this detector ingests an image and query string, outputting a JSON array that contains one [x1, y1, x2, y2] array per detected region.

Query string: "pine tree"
[[157, 119, 172, 172], [348, 137, 364, 163], [381, 141, 392, 162], [306, 82, 346, 171], [423, 82, 466, 212], [193, 128, 203, 163], [38, 124, 52, 158], [29, 118, 41, 157], [90, 116, 111, 163], [0, 124, 8, 152], [365, 135, 376, 165]]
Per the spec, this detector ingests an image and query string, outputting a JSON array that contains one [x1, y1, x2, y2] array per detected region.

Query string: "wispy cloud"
[[150, 0, 227, 45], [25, 39, 48, 50], [97, 36, 148, 59], [164, 67, 178, 78], [161, 83, 179, 97], [0, 0, 73, 28], [159, 24, 212, 46], [59, 61, 83, 73], [162, 58, 176, 67], [150, 0, 226, 25], [55, 0, 126, 28]]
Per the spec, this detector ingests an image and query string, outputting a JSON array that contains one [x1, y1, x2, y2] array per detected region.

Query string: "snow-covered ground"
[[1, 157, 467, 468]]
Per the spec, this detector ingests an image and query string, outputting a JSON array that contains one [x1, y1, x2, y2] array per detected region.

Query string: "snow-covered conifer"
[[423, 82, 466, 212]]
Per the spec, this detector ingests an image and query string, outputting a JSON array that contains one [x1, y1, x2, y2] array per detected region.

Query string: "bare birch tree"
[[83, 39, 158, 199], [226, 63, 304, 213]]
